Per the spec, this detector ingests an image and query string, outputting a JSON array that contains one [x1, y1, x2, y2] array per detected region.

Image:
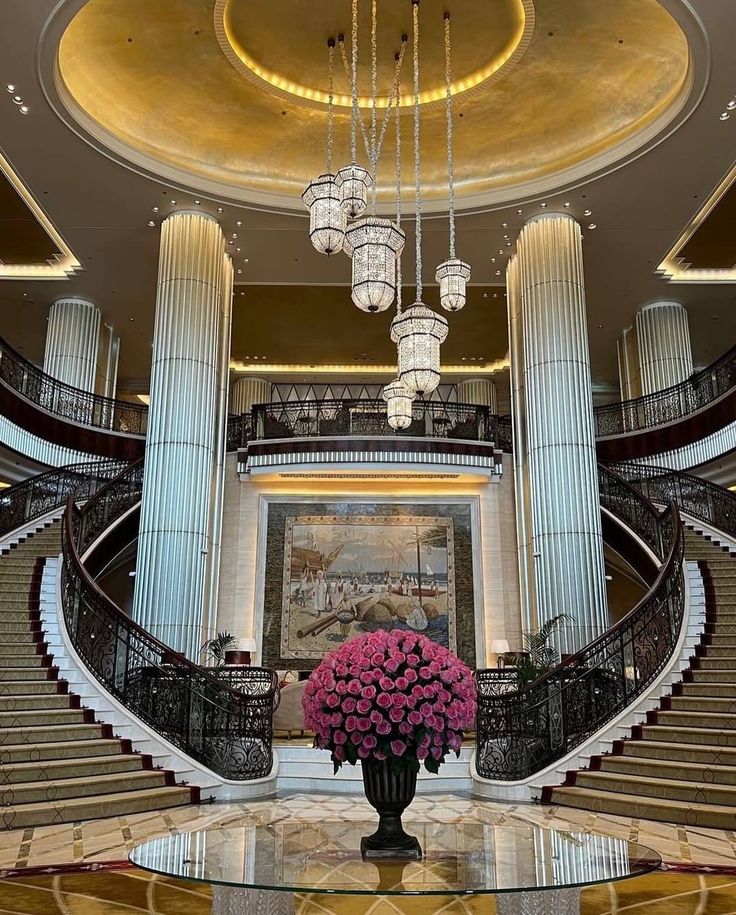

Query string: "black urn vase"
[[360, 757, 422, 861]]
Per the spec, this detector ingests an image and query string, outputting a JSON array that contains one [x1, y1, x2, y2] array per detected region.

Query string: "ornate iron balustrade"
[[59, 462, 279, 781], [0, 335, 148, 436], [248, 399, 514, 450], [609, 462, 736, 539], [475, 465, 684, 781], [593, 343, 736, 437], [0, 460, 127, 540]]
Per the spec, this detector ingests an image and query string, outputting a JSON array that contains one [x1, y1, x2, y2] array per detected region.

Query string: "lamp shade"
[[490, 639, 510, 656], [390, 302, 449, 396], [344, 217, 405, 313], [238, 638, 258, 653], [335, 164, 373, 219], [382, 377, 414, 430], [301, 174, 346, 256], [436, 258, 472, 312]]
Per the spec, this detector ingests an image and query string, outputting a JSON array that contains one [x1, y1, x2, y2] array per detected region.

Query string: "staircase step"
[[0, 722, 106, 747], [0, 694, 73, 711], [598, 754, 736, 785], [0, 643, 42, 657], [0, 753, 147, 785], [549, 786, 736, 830], [0, 786, 195, 830], [0, 707, 88, 728], [0, 655, 46, 669], [669, 696, 736, 714], [688, 668, 736, 683], [640, 724, 736, 747], [679, 682, 736, 698], [0, 667, 53, 682], [619, 738, 736, 766], [0, 769, 172, 806], [571, 770, 736, 806], [0, 737, 128, 764], [0, 680, 62, 696], [694, 657, 736, 670]]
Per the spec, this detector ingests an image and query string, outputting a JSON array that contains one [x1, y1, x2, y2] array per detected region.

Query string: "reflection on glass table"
[[130, 821, 660, 915]]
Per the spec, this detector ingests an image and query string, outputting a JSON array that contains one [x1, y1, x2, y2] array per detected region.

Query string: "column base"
[[495, 888, 581, 915]]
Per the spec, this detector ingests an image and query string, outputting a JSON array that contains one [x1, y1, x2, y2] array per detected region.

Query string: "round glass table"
[[130, 821, 660, 915]]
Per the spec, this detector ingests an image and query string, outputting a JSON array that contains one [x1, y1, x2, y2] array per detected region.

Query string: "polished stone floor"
[[2, 793, 736, 873], [1, 871, 736, 914]]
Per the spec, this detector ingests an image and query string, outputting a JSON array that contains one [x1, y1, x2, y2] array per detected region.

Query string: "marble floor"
[[2, 793, 736, 875]]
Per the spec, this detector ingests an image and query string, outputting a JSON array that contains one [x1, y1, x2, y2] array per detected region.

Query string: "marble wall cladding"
[[216, 456, 523, 671], [261, 501, 476, 671]]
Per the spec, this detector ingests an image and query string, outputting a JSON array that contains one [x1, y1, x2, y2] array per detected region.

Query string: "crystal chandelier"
[[301, 39, 345, 256], [391, 0, 448, 397], [437, 13, 471, 311], [344, 217, 405, 312], [383, 377, 414, 430]]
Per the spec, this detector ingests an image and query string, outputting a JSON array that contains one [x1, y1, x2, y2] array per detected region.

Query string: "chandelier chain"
[[444, 13, 456, 259], [395, 79, 403, 313], [370, 0, 378, 212], [350, 0, 359, 163], [327, 39, 335, 174], [412, 0, 422, 300]]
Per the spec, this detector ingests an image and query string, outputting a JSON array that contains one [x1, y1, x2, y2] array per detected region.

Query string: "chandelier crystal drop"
[[436, 258, 471, 312], [301, 174, 346, 256], [335, 164, 373, 220], [382, 377, 415, 430], [344, 217, 405, 313], [390, 303, 449, 396]]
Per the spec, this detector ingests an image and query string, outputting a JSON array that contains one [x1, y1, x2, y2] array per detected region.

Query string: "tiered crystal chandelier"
[[302, 1, 470, 416], [436, 13, 471, 311]]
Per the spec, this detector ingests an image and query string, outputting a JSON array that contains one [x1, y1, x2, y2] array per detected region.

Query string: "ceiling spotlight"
[[129, 316, 135, 322], [228, 240, 234, 245], [503, 234, 509, 239], [147, 220, 156, 227], [217, 207, 224, 213], [152, 206, 159, 212], [563, 201, 571, 208], [244, 258, 249, 263], [194, 199, 201, 205], [516, 208, 523, 214], [720, 112, 731, 121], [170, 199, 177, 205], [583, 209, 592, 217], [490, 257, 496, 262], [237, 269, 243, 274], [502, 222, 508, 228], [498, 249, 504, 255], [588, 223, 597, 230], [6, 84, 15, 92], [483, 292, 488, 298], [495, 269, 501, 276], [236, 221, 242, 227], [231, 233, 238, 238], [727, 100, 736, 110], [540, 202, 548, 208], [19, 105, 29, 114], [236, 247, 241, 252], [505, 241, 512, 246]]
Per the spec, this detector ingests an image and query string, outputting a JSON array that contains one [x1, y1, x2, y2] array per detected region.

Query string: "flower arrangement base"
[[360, 758, 422, 861]]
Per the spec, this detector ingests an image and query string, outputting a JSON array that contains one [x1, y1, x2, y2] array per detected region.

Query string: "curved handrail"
[[59, 461, 279, 781], [607, 462, 736, 538], [594, 342, 736, 437], [0, 460, 128, 540], [475, 464, 685, 781], [247, 398, 514, 450], [0, 335, 147, 436]]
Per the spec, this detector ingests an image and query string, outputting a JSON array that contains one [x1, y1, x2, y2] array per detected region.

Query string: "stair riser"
[[0, 756, 147, 784], [549, 790, 736, 830], [599, 758, 736, 785], [669, 698, 736, 714], [0, 772, 171, 806], [641, 726, 736, 747], [0, 725, 106, 746], [572, 773, 736, 805], [0, 740, 127, 764], [0, 696, 73, 712]]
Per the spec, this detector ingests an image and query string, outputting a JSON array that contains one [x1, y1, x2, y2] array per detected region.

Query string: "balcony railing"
[[0, 460, 127, 540], [59, 460, 279, 781], [0, 335, 147, 436], [475, 464, 684, 781], [594, 343, 736, 437]]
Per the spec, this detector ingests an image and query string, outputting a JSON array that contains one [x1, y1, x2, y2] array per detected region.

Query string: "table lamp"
[[490, 639, 510, 669], [225, 637, 258, 666]]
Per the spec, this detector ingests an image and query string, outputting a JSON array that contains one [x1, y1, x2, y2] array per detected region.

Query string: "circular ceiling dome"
[[51, 0, 697, 212]]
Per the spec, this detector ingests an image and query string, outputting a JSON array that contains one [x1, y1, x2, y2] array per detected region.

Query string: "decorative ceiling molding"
[[658, 162, 736, 282], [0, 150, 81, 279]]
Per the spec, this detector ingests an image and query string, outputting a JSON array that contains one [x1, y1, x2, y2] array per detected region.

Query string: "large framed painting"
[[259, 500, 478, 670]]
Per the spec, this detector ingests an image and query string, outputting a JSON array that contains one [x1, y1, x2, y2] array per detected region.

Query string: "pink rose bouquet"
[[302, 630, 476, 774]]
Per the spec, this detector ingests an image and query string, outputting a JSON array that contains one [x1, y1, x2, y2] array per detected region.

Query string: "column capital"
[[163, 209, 220, 224], [523, 211, 579, 228]]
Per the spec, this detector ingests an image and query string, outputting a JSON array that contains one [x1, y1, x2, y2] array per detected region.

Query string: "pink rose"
[[334, 746, 346, 761], [404, 669, 418, 684], [376, 692, 392, 709], [431, 746, 442, 760], [326, 693, 340, 708], [345, 715, 358, 731], [379, 676, 395, 692], [357, 717, 372, 732], [376, 720, 392, 736], [361, 685, 377, 700], [417, 746, 429, 761], [399, 721, 412, 735], [330, 713, 343, 726], [419, 666, 432, 680], [395, 676, 409, 691], [370, 710, 384, 725], [390, 739, 407, 757], [335, 680, 347, 694], [333, 730, 347, 745], [336, 664, 349, 678], [342, 697, 356, 714], [375, 750, 387, 760], [356, 698, 372, 715], [408, 710, 422, 726], [385, 658, 400, 674], [351, 732, 362, 745], [406, 654, 420, 667], [360, 671, 374, 685], [363, 734, 377, 750], [391, 693, 407, 708], [389, 706, 405, 723], [347, 679, 361, 696]]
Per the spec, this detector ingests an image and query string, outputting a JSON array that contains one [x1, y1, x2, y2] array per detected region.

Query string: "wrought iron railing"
[[248, 399, 514, 450], [608, 462, 736, 539], [594, 343, 736, 437], [59, 461, 279, 781], [475, 464, 684, 780], [0, 335, 148, 436], [0, 460, 127, 540]]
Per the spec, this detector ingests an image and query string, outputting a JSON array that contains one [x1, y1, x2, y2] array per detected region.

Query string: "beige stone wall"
[[216, 454, 522, 668]]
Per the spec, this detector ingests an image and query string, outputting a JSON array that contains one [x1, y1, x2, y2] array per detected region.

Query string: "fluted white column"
[[457, 378, 497, 412], [133, 213, 232, 658], [635, 302, 693, 394], [230, 377, 272, 415], [43, 298, 101, 392], [96, 323, 120, 399], [507, 255, 535, 635], [513, 214, 607, 653], [616, 325, 641, 401]]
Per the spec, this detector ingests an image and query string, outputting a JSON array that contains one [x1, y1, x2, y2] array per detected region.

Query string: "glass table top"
[[129, 821, 661, 896]]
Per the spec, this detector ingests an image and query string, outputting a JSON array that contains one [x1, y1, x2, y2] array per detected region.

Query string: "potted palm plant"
[[516, 614, 574, 686], [199, 631, 237, 668]]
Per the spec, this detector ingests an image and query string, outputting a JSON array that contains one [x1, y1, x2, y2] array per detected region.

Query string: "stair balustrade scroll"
[[59, 461, 279, 781], [475, 465, 685, 781]]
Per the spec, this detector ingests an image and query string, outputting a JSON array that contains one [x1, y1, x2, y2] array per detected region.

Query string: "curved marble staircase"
[[0, 520, 198, 829], [544, 525, 736, 828]]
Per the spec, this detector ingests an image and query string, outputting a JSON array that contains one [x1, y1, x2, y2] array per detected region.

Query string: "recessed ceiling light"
[[152, 206, 159, 212], [19, 106, 29, 114], [503, 234, 509, 239], [490, 257, 496, 263], [564, 201, 571, 208], [720, 112, 730, 121], [237, 269, 242, 274], [495, 270, 501, 276], [498, 249, 504, 255], [244, 258, 249, 263], [728, 100, 736, 110], [129, 316, 135, 322], [217, 207, 224, 213], [505, 241, 512, 246], [170, 199, 176, 205], [236, 221, 242, 227], [540, 202, 548, 208], [588, 223, 597, 229], [236, 247, 241, 252], [483, 292, 488, 298], [194, 199, 201, 205], [502, 222, 508, 228], [231, 233, 238, 238], [493, 293, 498, 298], [147, 220, 156, 227], [516, 208, 523, 214], [12, 95, 22, 104], [228, 240, 234, 245], [6, 84, 15, 93]]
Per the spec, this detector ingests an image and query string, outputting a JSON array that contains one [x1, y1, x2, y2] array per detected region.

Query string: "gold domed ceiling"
[[56, 0, 691, 211]]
